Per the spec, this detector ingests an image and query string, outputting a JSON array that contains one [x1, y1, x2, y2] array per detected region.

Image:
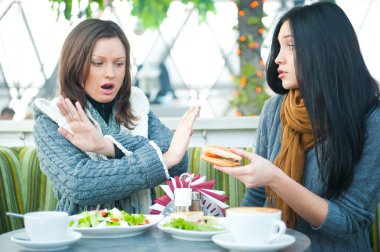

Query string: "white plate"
[[157, 216, 227, 241], [11, 231, 81, 251], [74, 214, 163, 238], [212, 232, 296, 252]]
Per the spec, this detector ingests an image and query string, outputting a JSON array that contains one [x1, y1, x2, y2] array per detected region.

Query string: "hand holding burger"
[[200, 146, 242, 167]]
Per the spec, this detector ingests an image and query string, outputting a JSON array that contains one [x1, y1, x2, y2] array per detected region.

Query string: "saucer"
[[212, 233, 296, 252], [11, 231, 82, 251]]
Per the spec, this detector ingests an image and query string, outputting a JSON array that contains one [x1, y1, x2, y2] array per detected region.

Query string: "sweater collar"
[[86, 95, 115, 124]]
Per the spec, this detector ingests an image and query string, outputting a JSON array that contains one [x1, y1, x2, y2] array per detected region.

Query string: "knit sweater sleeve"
[[108, 111, 188, 178], [34, 114, 169, 206], [146, 111, 188, 177], [312, 107, 380, 239]]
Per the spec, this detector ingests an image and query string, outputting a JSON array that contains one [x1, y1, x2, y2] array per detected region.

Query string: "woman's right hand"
[[214, 148, 279, 188], [57, 96, 114, 156], [163, 105, 200, 168]]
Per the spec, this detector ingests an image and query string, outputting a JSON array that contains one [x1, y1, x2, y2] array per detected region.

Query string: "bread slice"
[[201, 146, 242, 167]]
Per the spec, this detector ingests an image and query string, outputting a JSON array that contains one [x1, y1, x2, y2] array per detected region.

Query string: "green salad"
[[70, 207, 149, 228], [163, 217, 224, 232]]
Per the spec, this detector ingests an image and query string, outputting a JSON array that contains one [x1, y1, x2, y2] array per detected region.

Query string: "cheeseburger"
[[201, 146, 242, 167]]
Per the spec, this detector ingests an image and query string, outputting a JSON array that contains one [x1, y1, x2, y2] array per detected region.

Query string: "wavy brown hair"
[[59, 19, 137, 129]]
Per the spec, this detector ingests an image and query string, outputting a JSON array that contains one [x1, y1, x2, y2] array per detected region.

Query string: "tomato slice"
[[206, 153, 221, 158]]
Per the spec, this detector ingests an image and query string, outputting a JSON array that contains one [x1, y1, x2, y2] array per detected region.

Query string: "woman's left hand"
[[214, 148, 279, 188], [163, 105, 200, 168]]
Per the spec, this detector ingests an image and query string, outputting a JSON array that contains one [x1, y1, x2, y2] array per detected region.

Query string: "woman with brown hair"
[[33, 19, 199, 215]]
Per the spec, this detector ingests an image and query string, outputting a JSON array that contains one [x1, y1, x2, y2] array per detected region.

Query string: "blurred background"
[[0, 0, 379, 120]]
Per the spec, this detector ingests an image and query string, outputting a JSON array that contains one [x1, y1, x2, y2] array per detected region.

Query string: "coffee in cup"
[[24, 211, 70, 242], [226, 207, 286, 245]]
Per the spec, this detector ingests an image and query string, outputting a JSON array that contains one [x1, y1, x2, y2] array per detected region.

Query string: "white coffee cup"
[[226, 207, 286, 246], [24, 211, 70, 242]]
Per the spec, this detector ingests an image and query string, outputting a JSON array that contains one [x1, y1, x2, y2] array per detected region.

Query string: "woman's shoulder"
[[33, 97, 59, 118], [263, 94, 284, 109], [366, 106, 380, 131], [130, 86, 150, 115], [33, 97, 75, 135], [261, 94, 284, 119]]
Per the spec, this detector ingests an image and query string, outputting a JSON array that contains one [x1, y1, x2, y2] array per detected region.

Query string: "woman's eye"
[[115, 62, 125, 67], [92, 61, 103, 67]]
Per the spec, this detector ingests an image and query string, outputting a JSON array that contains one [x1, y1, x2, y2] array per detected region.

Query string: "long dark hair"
[[266, 2, 380, 198], [59, 19, 137, 129]]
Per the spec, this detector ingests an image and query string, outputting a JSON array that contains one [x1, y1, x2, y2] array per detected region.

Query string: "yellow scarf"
[[266, 89, 314, 228]]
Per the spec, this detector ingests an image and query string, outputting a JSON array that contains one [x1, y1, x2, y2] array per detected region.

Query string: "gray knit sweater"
[[242, 95, 380, 251], [33, 94, 187, 215]]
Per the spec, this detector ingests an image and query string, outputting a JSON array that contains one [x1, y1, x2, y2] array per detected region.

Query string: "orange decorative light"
[[248, 42, 255, 49], [257, 70, 263, 78], [236, 49, 241, 55], [235, 111, 243, 116], [259, 59, 265, 66], [240, 76, 247, 87], [253, 42, 260, 48], [251, 1, 259, 8], [258, 28, 264, 34], [233, 90, 238, 96], [256, 86, 263, 93], [240, 35, 247, 42], [239, 10, 245, 16], [262, 0, 266, 3]]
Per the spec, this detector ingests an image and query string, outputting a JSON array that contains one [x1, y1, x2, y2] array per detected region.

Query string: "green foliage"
[[48, 0, 215, 29], [181, 0, 215, 22], [246, 15, 262, 26], [230, 1, 270, 116], [130, 0, 171, 29], [230, 65, 270, 116]]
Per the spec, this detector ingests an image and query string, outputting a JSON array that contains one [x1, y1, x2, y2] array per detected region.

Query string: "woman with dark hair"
[[216, 2, 380, 250], [33, 19, 199, 215]]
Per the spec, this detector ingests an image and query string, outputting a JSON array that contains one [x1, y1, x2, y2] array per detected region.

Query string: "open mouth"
[[101, 83, 115, 90]]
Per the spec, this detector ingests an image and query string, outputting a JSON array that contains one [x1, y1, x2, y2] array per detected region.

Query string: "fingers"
[[58, 127, 74, 141], [230, 148, 255, 161], [57, 96, 70, 119], [177, 107, 192, 128], [214, 164, 250, 176], [213, 165, 233, 174], [57, 96, 83, 122], [188, 105, 200, 124], [57, 96, 75, 121], [65, 98, 81, 121], [178, 105, 200, 129], [75, 101, 90, 123]]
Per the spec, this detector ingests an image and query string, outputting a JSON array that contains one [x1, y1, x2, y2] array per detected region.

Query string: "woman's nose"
[[275, 52, 285, 65], [105, 64, 115, 78]]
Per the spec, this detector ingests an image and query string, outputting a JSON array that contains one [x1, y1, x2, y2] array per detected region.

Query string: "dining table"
[[0, 226, 310, 252]]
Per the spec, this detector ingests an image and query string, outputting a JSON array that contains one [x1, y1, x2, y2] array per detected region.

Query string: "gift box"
[[149, 173, 229, 216]]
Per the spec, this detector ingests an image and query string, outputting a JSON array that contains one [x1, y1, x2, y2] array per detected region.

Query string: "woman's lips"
[[278, 69, 286, 79], [101, 83, 115, 95]]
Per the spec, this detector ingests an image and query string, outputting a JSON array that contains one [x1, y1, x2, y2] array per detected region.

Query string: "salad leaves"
[[163, 217, 224, 232], [70, 207, 148, 228]]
